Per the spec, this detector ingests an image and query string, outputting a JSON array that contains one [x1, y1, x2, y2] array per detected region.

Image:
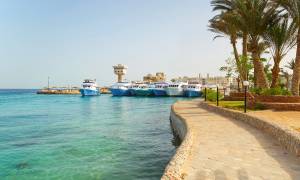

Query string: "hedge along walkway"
[[173, 101, 300, 180]]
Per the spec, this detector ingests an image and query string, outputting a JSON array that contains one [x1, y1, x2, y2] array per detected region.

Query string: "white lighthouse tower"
[[113, 64, 128, 83]]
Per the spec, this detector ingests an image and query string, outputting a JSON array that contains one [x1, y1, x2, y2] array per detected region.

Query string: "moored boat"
[[152, 82, 168, 96], [184, 84, 202, 97], [128, 84, 139, 96], [135, 84, 153, 96], [80, 79, 100, 96], [165, 82, 188, 97], [110, 82, 131, 96]]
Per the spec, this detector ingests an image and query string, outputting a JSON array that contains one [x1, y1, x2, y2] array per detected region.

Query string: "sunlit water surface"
[[0, 89, 187, 179]]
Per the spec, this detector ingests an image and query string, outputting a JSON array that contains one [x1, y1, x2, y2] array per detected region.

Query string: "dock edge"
[[161, 103, 193, 180]]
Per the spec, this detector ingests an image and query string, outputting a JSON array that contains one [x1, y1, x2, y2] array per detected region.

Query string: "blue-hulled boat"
[[152, 82, 168, 96], [134, 84, 153, 96], [80, 79, 100, 96], [110, 82, 131, 96], [128, 84, 138, 96], [165, 82, 188, 97], [184, 84, 202, 97]]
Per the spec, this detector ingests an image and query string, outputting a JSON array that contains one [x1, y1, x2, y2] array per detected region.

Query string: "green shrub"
[[250, 87, 263, 95], [202, 89, 223, 102], [250, 87, 291, 96], [281, 89, 292, 96], [261, 87, 291, 96]]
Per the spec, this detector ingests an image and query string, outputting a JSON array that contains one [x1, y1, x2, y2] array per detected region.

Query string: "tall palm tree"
[[209, 12, 244, 80], [281, 68, 291, 89], [263, 18, 297, 88], [211, 0, 279, 88], [211, 0, 249, 81], [235, 0, 279, 88], [275, 0, 300, 95], [285, 59, 295, 70]]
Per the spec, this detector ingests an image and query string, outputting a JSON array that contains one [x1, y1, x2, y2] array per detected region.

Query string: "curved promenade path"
[[172, 100, 300, 180]]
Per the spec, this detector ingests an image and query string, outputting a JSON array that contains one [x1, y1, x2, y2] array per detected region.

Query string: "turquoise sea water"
[[0, 89, 186, 180]]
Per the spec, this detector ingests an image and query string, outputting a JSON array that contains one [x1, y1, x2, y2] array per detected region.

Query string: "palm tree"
[[285, 59, 295, 70], [263, 18, 297, 88], [275, 0, 300, 95], [281, 68, 291, 89], [209, 12, 244, 80], [211, 0, 249, 81], [236, 0, 279, 88], [211, 0, 279, 88]]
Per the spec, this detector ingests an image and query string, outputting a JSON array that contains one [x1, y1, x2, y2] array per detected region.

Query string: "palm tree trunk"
[[231, 37, 243, 81], [291, 29, 300, 96], [271, 60, 280, 88], [250, 39, 268, 88], [285, 73, 290, 90], [271, 50, 281, 88], [252, 51, 269, 88], [241, 33, 248, 81], [242, 33, 248, 57]]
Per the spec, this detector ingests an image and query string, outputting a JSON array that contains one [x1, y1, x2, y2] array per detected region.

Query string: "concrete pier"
[[37, 89, 80, 94]]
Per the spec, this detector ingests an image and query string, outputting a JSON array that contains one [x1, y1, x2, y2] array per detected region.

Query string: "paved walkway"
[[174, 101, 300, 180]]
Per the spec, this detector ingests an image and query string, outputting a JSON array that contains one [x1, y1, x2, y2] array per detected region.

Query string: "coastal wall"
[[200, 102, 300, 157], [161, 105, 193, 180]]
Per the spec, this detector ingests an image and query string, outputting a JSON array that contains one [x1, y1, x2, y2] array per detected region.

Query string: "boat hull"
[[135, 89, 153, 96], [165, 88, 184, 97], [80, 89, 100, 96], [185, 90, 202, 97], [111, 88, 130, 96], [128, 89, 137, 96], [152, 89, 167, 96]]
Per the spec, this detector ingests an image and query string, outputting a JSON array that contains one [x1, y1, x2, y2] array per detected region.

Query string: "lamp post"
[[217, 86, 219, 106], [243, 81, 250, 113]]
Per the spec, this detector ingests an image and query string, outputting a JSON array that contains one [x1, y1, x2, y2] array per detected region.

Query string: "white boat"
[[165, 82, 188, 97], [128, 82, 145, 96], [80, 79, 100, 96], [134, 84, 153, 96], [184, 84, 202, 97], [152, 82, 169, 96], [110, 82, 131, 96], [128, 84, 140, 96]]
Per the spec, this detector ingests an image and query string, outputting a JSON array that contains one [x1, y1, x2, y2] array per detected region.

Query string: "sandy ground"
[[249, 110, 300, 132]]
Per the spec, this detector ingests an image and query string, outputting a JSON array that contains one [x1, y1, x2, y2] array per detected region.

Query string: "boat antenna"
[[48, 76, 50, 90]]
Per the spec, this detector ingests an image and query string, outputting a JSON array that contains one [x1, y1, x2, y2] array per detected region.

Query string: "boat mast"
[[48, 76, 50, 90]]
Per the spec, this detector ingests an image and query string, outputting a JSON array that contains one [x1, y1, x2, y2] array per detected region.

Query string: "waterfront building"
[[143, 72, 166, 83], [113, 64, 128, 82], [171, 74, 235, 89]]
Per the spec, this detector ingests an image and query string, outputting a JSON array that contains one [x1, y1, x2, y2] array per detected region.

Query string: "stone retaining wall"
[[200, 102, 300, 157], [254, 95, 300, 103], [223, 92, 253, 101], [247, 95, 300, 111], [161, 105, 193, 180]]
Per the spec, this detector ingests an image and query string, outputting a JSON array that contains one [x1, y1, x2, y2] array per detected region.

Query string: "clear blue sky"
[[0, 0, 295, 88]]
